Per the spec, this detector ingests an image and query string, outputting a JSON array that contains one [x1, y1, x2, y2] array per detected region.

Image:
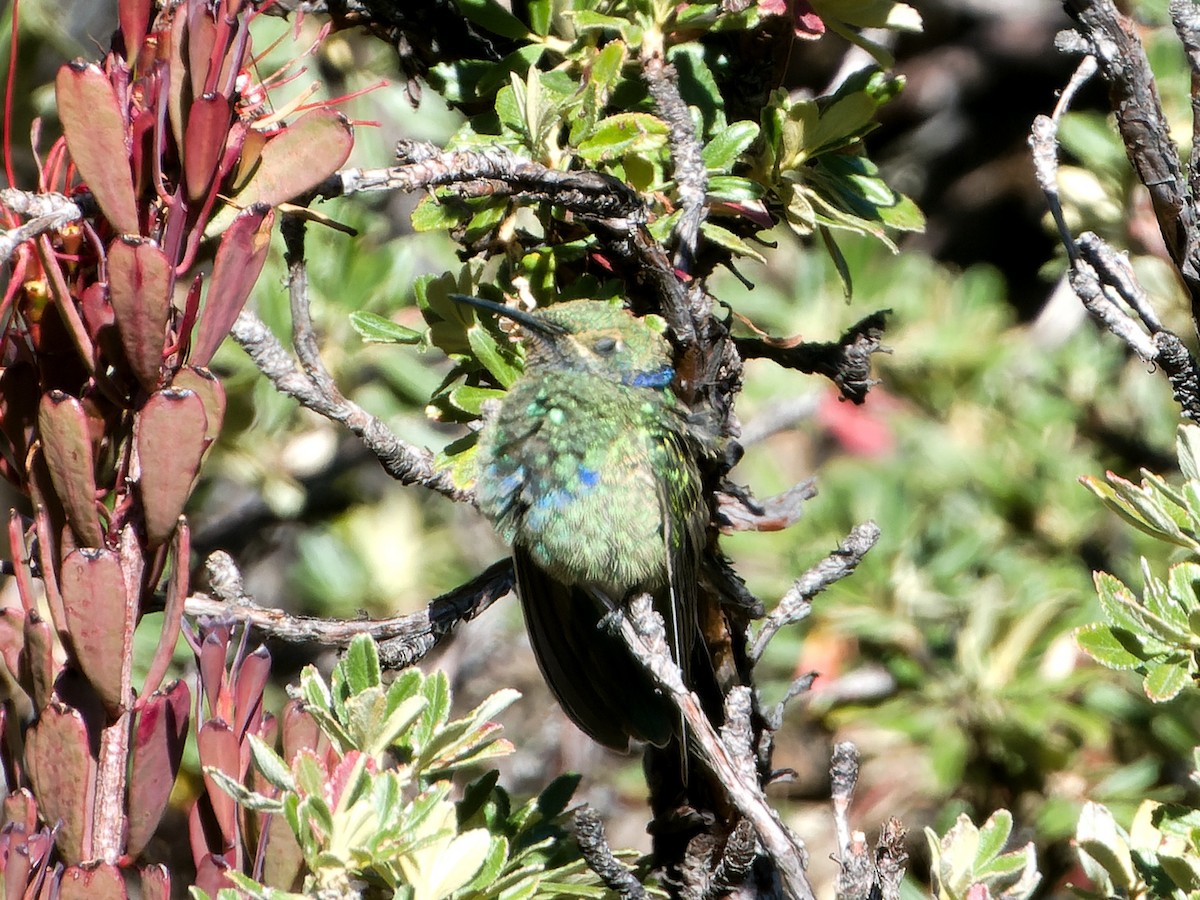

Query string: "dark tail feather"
[[513, 549, 676, 750]]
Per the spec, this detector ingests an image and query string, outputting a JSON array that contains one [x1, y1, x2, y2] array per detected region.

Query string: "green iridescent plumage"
[[465, 298, 707, 750]]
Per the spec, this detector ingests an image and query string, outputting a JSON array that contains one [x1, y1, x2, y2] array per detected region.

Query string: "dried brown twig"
[[1031, 20, 1200, 420], [184, 551, 514, 669]]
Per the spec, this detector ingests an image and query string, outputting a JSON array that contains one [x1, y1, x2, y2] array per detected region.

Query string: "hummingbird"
[[456, 295, 708, 750]]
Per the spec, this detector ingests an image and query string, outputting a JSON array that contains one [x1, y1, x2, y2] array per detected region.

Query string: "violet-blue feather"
[[625, 366, 674, 389]]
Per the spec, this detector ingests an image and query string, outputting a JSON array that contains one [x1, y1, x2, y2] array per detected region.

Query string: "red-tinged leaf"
[[59, 863, 126, 900], [193, 852, 232, 898], [282, 698, 325, 762], [134, 388, 208, 547], [23, 612, 58, 714], [79, 281, 116, 344], [108, 237, 172, 392], [38, 391, 102, 547], [199, 628, 229, 717], [234, 645, 270, 739], [119, 0, 152, 63], [191, 206, 273, 366], [224, 108, 353, 215], [185, 93, 233, 202], [55, 63, 138, 235], [127, 680, 190, 857], [197, 719, 241, 845], [166, 6, 187, 153], [0, 607, 25, 680], [3, 831, 32, 898], [60, 548, 131, 714], [187, 1, 218, 95], [142, 521, 189, 699], [139, 865, 171, 900], [171, 367, 225, 444], [26, 702, 96, 864]]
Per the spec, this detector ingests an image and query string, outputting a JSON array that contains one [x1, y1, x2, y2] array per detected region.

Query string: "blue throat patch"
[[625, 365, 674, 389]]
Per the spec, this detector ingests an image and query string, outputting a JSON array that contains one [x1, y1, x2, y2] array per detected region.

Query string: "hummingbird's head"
[[451, 296, 676, 389]]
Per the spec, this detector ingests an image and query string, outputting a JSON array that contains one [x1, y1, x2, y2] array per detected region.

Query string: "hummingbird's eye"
[[593, 336, 619, 355]]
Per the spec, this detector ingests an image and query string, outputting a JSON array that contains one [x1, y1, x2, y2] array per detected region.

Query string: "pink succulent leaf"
[[134, 388, 208, 547], [22, 612, 58, 714], [60, 548, 131, 714], [127, 680, 191, 857], [191, 205, 272, 366], [25, 702, 97, 865], [184, 93, 234, 202], [118, 0, 152, 63], [55, 62, 139, 235], [108, 237, 172, 392], [37, 391, 102, 548], [233, 644, 271, 740], [138, 864, 171, 900], [197, 718, 240, 846]]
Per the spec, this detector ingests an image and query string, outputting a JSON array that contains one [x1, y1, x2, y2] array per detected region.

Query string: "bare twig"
[[616, 593, 817, 900], [186, 552, 515, 668], [0, 190, 83, 267], [324, 140, 697, 349], [830, 743, 872, 900], [573, 807, 647, 900], [874, 819, 908, 900], [1030, 51, 1200, 419], [750, 522, 881, 663], [229, 304, 467, 501], [717, 479, 818, 533], [642, 53, 708, 275], [1065, 0, 1200, 314], [1170, 0, 1200, 208], [735, 311, 889, 404]]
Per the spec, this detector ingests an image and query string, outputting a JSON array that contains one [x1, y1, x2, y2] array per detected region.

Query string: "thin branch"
[[323, 140, 697, 349], [830, 742, 872, 900], [184, 552, 515, 669], [706, 819, 758, 900], [229, 306, 468, 502], [1030, 53, 1200, 419], [642, 53, 708, 275], [750, 522, 881, 663], [573, 807, 647, 900], [735, 311, 889, 404], [615, 593, 817, 900], [0, 189, 83, 266], [1064, 0, 1200, 311], [1169, 0, 1200, 209]]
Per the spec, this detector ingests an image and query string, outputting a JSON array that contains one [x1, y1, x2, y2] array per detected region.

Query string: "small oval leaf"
[[108, 237, 172, 391], [26, 702, 96, 864], [135, 389, 209, 547], [55, 62, 138, 234], [37, 391, 102, 547], [60, 548, 131, 713]]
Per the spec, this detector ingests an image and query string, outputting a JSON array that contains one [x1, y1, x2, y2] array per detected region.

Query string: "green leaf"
[[411, 195, 465, 232], [249, 734, 296, 792], [1075, 624, 1145, 670], [707, 175, 766, 203], [975, 809, 1014, 867], [456, 0, 530, 39], [700, 221, 766, 263], [342, 635, 382, 694], [1143, 658, 1192, 702], [449, 384, 507, 415], [577, 113, 669, 161], [1077, 801, 1136, 890], [703, 121, 761, 172], [350, 311, 424, 345], [467, 324, 522, 388]]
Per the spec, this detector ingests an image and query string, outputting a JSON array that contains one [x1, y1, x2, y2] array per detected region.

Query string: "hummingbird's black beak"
[[449, 294, 568, 338]]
